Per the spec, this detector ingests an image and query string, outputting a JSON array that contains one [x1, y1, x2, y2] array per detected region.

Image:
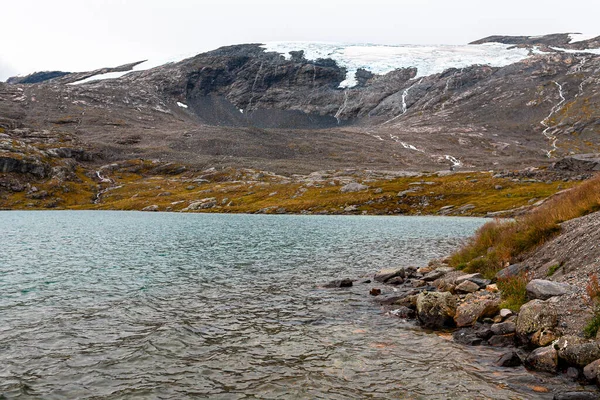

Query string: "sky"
[[1, 0, 598, 81]]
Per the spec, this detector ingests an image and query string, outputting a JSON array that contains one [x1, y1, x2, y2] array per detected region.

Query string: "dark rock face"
[[1, 36, 600, 176], [553, 154, 600, 172], [0, 156, 50, 178], [7, 71, 71, 84]]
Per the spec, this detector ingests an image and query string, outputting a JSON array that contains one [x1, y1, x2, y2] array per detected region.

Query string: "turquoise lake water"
[[0, 212, 591, 399]]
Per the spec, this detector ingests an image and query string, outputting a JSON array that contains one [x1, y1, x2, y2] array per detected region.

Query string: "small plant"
[[546, 263, 560, 277], [584, 274, 600, 338], [497, 272, 531, 312]]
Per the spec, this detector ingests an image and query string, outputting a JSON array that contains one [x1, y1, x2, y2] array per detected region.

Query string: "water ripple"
[[0, 212, 594, 398]]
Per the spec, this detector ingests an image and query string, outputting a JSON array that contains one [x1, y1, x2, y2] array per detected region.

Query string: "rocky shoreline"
[[326, 244, 600, 399]]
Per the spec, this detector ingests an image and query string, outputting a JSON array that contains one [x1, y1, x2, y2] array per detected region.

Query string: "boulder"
[[142, 205, 159, 212], [583, 359, 600, 382], [515, 299, 558, 340], [455, 273, 483, 285], [525, 346, 558, 373], [184, 197, 217, 211], [455, 280, 480, 293], [526, 279, 571, 300], [531, 328, 560, 347], [374, 268, 405, 283], [555, 336, 600, 368], [491, 321, 516, 335], [453, 329, 483, 346], [416, 291, 458, 329], [454, 292, 500, 328], [387, 276, 404, 285], [452, 323, 493, 345], [499, 308, 514, 319], [340, 182, 368, 193], [496, 351, 522, 367], [422, 270, 447, 282]]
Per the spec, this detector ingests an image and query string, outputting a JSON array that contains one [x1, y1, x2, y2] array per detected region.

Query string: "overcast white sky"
[[1, 0, 598, 81]]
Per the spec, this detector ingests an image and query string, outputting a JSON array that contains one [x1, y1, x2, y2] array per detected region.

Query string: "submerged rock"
[[496, 351, 522, 367], [323, 279, 353, 288]]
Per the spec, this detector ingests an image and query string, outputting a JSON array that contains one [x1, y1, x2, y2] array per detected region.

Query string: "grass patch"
[[497, 273, 531, 312], [449, 173, 600, 281], [546, 263, 560, 277], [584, 274, 600, 338]]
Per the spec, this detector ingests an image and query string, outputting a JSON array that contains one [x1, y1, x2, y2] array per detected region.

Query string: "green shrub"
[[497, 273, 531, 312]]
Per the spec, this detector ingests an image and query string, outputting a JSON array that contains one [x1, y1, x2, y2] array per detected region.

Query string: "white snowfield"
[[569, 33, 599, 44], [70, 51, 199, 85], [69, 39, 599, 88], [262, 42, 533, 88]]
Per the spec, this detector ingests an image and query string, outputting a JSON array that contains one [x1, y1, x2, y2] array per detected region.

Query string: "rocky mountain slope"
[[1, 33, 599, 209]]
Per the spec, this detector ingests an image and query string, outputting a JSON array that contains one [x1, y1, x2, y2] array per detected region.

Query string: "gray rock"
[[387, 276, 405, 285], [496, 351, 522, 367], [555, 336, 600, 368], [495, 263, 528, 280], [422, 270, 447, 282], [142, 205, 159, 211], [454, 292, 500, 327], [416, 291, 458, 329], [374, 268, 405, 283], [499, 308, 513, 319], [491, 321, 516, 335], [454, 273, 483, 285], [453, 329, 483, 346], [515, 299, 558, 340], [184, 197, 217, 211], [583, 359, 600, 382], [525, 346, 558, 373], [526, 279, 571, 300], [455, 280, 480, 293], [340, 182, 368, 193]]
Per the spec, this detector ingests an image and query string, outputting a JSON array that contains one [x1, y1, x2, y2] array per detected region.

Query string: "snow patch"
[[550, 47, 600, 55], [569, 33, 598, 44], [262, 42, 532, 88], [70, 51, 198, 85], [177, 102, 188, 109]]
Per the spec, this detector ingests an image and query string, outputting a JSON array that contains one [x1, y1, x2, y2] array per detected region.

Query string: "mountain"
[[1, 33, 599, 210]]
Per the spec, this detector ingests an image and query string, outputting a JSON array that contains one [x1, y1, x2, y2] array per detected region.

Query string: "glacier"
[[262, 42, 533, 88]]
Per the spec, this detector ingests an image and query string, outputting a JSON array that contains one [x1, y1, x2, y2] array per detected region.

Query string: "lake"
[[0, 212, 589, 398]]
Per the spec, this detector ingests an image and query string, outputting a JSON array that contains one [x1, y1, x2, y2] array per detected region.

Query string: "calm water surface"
[[0, 212, 594, 399]]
